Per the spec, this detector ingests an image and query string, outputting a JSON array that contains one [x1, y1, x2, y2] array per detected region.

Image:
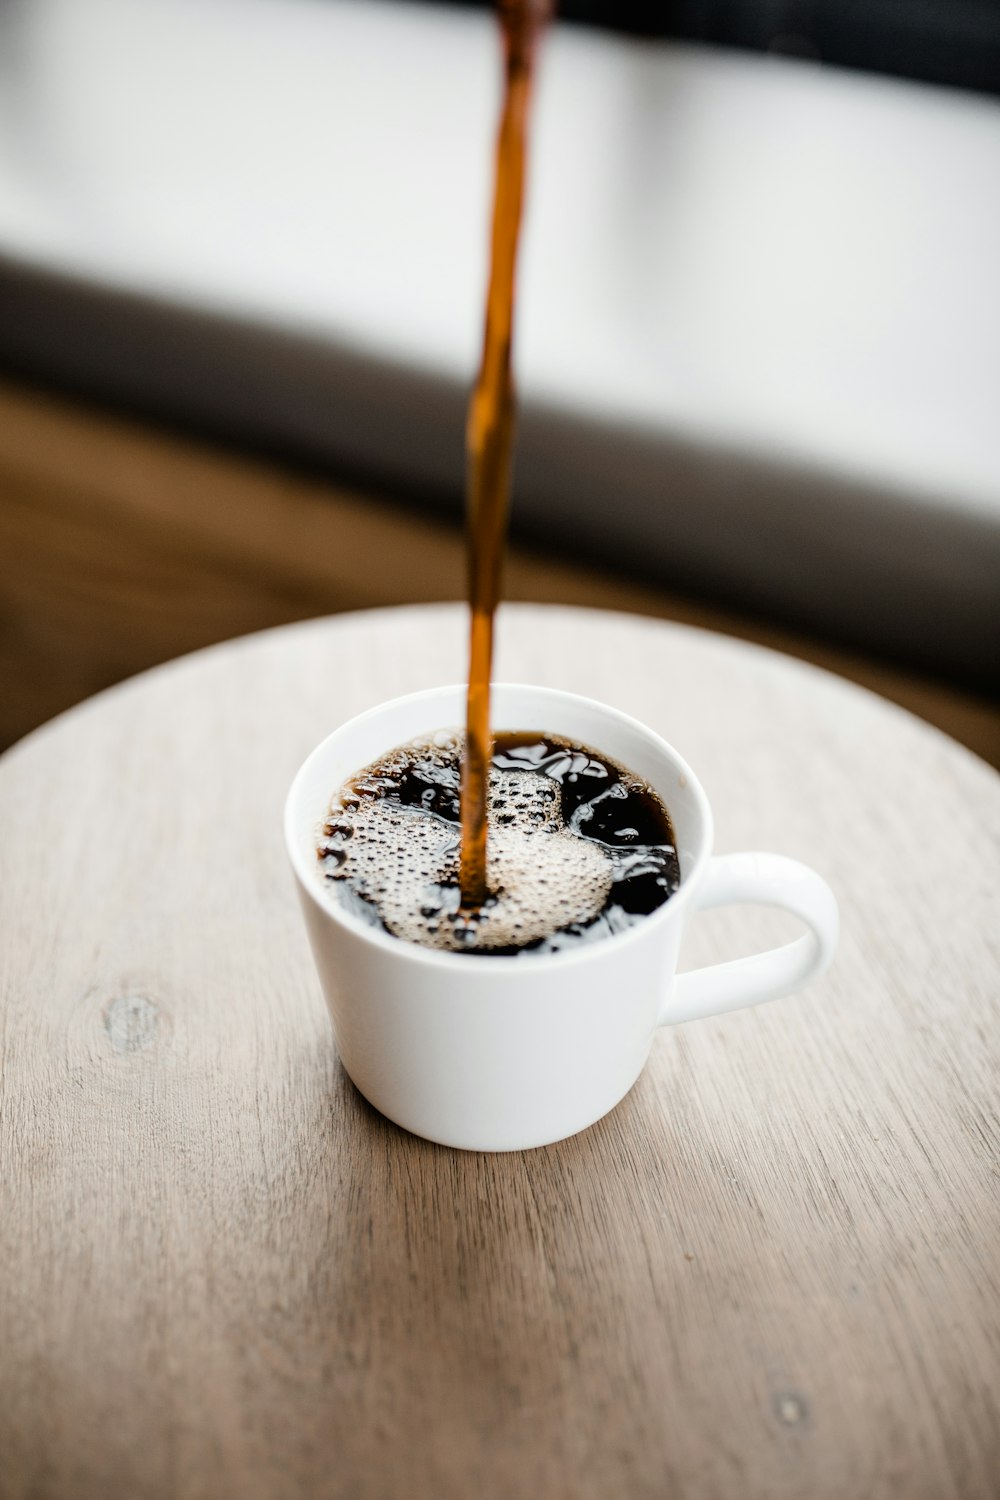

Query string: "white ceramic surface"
[[285, 684, 839, 1151]]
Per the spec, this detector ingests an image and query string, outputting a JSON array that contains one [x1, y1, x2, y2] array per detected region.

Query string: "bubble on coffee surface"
[[318, 732, 680, 955]]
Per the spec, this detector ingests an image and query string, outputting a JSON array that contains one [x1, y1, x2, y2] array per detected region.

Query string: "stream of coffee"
[[460, 0, 552, 908]]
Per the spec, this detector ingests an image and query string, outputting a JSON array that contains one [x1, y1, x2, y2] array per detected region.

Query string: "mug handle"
[[660, 853, 839, 1026]]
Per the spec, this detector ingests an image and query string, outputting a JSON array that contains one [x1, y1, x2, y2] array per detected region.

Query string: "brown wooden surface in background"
[[0, 377, 997, 765]]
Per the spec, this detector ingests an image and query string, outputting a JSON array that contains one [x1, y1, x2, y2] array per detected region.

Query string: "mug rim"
[[284, 682, 715, 971]]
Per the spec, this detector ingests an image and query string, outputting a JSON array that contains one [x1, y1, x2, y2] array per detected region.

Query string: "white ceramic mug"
[[285, 684, 839, 1151]]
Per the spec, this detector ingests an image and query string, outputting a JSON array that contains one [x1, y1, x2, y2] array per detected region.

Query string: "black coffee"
[[318, 732, 680, 956]]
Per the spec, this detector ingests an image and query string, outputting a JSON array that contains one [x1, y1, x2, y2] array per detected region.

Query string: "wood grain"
[[1, 377, 997, 767], [1, 603, 998, 1500]]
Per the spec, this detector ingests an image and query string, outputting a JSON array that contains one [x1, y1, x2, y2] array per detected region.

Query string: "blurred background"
[[0, 0, 998, 761]]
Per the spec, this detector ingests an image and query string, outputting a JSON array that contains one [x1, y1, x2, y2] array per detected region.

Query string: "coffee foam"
[[325, 765, 613, 952]]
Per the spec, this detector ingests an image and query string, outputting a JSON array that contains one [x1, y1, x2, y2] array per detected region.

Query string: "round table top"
[[2, 603, 998, 1500]]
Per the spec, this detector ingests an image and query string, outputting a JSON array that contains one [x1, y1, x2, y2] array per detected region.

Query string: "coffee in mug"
[[285, 683, 840, 1150], [317, 732, 681, 955]]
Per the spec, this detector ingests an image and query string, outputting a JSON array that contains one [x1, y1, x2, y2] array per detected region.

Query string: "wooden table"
[[2, 603, 998, 1500]]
